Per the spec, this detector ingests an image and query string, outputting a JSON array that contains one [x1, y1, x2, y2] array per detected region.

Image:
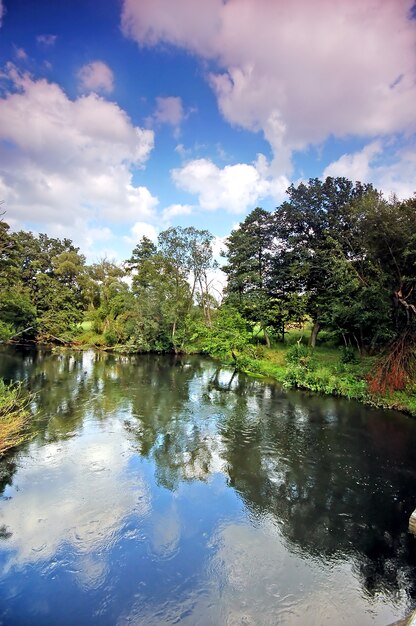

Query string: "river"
[[1, 346, 416, 625]]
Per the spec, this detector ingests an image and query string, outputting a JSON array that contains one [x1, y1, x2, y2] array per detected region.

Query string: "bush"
[[0, 320, 15, 342], [340, 346, 358, 364], [103, 327, 118, 347], [286, 343, 314, 368], [201, 307, 251, 358]]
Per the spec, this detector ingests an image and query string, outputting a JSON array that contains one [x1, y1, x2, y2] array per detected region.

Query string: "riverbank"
[[231, 345, 416, 418], [4, 335, 416, 419]]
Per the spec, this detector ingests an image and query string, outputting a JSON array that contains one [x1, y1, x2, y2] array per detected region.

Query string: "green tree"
[[0, 217, 36, 337], [158, 226, 217, 325], [223, 208, 276, 346], [125, 228, 216, 351], [6, 230, 88, 338], [273, 177, 374, 346], [125, 236, 157, 273], [130, 252, 190, 351]]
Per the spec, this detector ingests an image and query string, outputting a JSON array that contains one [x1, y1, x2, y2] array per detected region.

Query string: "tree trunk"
[[262, 325, 271, 348], [309, 320, 320, 347]]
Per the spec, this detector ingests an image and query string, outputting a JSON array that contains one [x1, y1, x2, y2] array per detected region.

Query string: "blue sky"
[[0, 0, 415, 263]]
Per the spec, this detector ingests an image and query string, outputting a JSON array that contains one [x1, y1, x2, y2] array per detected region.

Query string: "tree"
[[223, 208, 276, 346], [0, 217, 36, 336], [130, 251, 190, 351], [125, 228, 216, 351], [158, 226, 217, 325], [125, 236, 157, 273], [273, 177, 374, 346], [2, 230, 88, 338]]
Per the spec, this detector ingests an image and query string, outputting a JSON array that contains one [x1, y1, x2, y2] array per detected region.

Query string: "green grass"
[[232, 333, 416, 417]]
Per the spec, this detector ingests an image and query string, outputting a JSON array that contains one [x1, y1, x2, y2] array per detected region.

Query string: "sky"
[[0, 0, 415, 263]]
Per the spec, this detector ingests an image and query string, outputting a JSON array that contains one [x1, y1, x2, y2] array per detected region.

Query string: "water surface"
[[1, 347, 416, 625]]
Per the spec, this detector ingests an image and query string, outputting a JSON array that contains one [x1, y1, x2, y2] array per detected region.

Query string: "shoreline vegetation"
[[3, 324, 416, 419], [0, 380, 33, 456], [1, 323, 415, 457], [1, 175, 416, 448]]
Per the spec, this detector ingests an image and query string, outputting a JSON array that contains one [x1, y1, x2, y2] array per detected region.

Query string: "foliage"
[[1, 180, 416, 400], [286, 342, 313, 366], [0, 320, 15, 342], [340, 346, 358, 364], [0, 288, 37, 336], [197, 307, 251, 360]]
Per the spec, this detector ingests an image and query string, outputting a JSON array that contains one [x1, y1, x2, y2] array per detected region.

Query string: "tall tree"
[[274, 177, 373, 346], [223, 208, 276, 346], [158, 226, 216, 324]]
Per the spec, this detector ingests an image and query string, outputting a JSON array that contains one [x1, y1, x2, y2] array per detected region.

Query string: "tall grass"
[[0, 380, 33, 455]]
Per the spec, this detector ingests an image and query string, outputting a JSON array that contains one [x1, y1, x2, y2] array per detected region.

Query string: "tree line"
[[1, 176, 415, 390], [0, 220, 218, 352]]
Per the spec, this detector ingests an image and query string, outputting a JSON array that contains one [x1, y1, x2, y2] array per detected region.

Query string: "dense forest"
[[1, 176, 416, 398]]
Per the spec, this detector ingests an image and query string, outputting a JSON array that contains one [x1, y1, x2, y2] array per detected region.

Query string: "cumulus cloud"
[[171, 156, 289, 213], [125, 221, 158, 244], [122, 0, 416, 174], [323, 142, 383, 182], [78, 60, 114, 94], [147, 96, 191, 138], [174, 143, 189, 158], [323, 140, 416, 199], [154, 96, 183, 126], [0, 66, 157, 236], [162, 203, 193, 220]]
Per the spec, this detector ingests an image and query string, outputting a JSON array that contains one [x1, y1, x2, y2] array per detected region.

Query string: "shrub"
[[340, 346, 358, 364], [0, 320, 15, 342], [103, 327, 118, 347], [286, 343, 314, 368]]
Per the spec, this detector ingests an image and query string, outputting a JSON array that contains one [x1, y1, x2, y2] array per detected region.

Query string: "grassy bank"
[[48, 323, 416, 418], [231, 342, 416, 417], [0, 380, 33, 456]]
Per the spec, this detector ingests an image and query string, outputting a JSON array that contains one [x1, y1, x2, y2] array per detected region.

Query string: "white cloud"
[[122, 0, 416, 174], [323, 141, 383, 181], [154, 96, 183, 126], [48, 220, 115, 261], [125, 221, 159, 244], [147, 96, 190, 138], [0, 66, 157, 237], [36, 34, 57, 46], [323, 140, 416, 199], [0, 1, 4, 27], [211, 235, 226, 261], [171, 156, 289, 213], [175, 143, 189, 158], [162, 203, 193, 220], [121, 0, 223, 52], [78, 60, 114, 94]]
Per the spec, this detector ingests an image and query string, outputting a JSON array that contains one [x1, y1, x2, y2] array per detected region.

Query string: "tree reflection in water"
[[1, 346, 416, 609]]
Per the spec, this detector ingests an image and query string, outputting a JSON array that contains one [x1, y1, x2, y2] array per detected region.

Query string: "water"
[[1, 346, 416, 625]]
